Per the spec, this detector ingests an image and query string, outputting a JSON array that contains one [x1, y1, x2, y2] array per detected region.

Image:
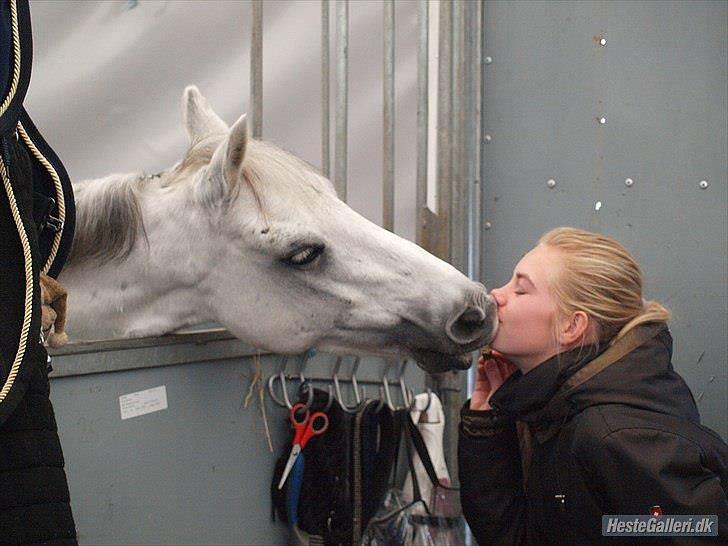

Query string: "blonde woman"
[[458, 227, 727, 544]]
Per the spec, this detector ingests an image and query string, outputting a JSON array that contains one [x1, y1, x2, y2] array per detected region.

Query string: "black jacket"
[[458, 324, 728, 545], [1, 0, 76, 542]]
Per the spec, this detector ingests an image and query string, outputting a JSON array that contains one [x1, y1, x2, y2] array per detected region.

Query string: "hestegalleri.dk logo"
[[602, 515, 718, 537]]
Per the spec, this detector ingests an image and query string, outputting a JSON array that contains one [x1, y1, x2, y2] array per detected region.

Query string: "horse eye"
[[282, 244, 325, 269]]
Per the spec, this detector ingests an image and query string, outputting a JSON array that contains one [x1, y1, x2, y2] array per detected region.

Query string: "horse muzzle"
[[411, 291, 498, 373]]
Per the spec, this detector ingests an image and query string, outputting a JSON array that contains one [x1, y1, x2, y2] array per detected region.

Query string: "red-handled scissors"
[[277, 402, 329, 490]]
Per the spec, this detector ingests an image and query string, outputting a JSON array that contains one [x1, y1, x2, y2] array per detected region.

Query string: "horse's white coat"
[[61, 87, 496, 370]]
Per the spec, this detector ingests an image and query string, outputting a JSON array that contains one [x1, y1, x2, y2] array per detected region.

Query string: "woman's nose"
[[491, 287, 506, 306]]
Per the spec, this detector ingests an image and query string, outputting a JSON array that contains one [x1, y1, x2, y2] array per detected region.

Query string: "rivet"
[[484, 222, 492, 229], [625, 178, 634, 187], [484, 134, 492, 142], [699, 180, 709, 189], [484, 56, 493, 64], [598, 116, 607, 125], [547, 179, 556, 188], [595, 201, 603, 211], [599, 37, 607, 46]]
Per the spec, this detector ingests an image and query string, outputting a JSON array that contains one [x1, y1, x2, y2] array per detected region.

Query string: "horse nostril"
[[446, 305, 487, 345]]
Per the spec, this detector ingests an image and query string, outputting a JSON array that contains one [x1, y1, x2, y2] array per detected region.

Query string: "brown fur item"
[[39, 273, 68, 348]]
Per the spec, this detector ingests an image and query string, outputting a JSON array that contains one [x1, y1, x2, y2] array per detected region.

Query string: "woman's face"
[[490, 244, 563, 372]]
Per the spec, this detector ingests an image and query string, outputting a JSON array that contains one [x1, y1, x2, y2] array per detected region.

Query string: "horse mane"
[[67, 136, 334, 267], [68, 172, 155, 266]]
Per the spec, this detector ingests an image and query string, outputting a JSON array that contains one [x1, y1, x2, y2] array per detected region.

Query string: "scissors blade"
[[277, 444, 301, 490]]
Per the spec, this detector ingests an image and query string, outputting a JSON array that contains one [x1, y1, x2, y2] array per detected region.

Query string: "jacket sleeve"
[[457, 401, 529, 545], [574, 425, 728, 541]]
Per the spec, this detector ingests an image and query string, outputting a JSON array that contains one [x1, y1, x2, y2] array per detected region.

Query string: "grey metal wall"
[[479, 0, 727, 438]]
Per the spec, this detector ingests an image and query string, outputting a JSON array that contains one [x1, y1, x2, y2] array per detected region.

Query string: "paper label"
[[119, 385, 168, 420]]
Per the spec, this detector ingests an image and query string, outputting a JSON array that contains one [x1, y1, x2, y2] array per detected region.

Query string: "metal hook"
[[350, 356, 364, 404], [297, 380, 316, 409], [267, 355, 293, 408], [298, 348, 316, 382], [373, 384, 386, 412], [397, 358, 418, 411], [369, 358, 385, 412], [322, 382, 334, 412], [267, 374, 285, 407], [333, 356, 359, 413], [296, 350, 316, 407], [381, 359, 396, 411]]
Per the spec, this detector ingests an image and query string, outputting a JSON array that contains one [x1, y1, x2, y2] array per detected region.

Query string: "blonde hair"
[[538, 227, 671, 345]]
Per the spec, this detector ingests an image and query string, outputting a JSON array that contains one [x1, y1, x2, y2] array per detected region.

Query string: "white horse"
[[60, 86, 496, 372]]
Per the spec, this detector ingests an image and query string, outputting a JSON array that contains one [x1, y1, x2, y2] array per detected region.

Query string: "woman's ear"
[[558, 311, 590, 346]]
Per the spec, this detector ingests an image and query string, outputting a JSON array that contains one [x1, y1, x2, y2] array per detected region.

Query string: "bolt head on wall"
[[699, 180, 709, 189], [547, 178, 556, 188]]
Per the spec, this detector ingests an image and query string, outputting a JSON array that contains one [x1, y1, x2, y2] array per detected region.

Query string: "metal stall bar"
[[450, 0, 467, 275], [435, 0, 452, 262], [250, 0, 263, 138], [468, 0, 483, 286], [466, 0, 484, 396], [427, 0, 462, 484], [415, 0, 428, 247], [383, 1, 395, 231], [321, 0, 330, 177], [334, 0, 349, 201]]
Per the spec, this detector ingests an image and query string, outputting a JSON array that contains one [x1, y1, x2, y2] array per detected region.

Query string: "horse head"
[[180, 87, 496, 372]]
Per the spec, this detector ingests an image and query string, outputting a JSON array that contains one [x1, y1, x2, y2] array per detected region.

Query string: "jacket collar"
[[488, 324, 693, 444], [489, 342, 609, 442]]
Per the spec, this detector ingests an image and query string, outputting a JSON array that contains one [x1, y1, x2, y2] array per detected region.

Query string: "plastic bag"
[[361, 411, 470, 546]]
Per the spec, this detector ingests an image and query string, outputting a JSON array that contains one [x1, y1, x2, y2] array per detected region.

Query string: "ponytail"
[[612, 299, 671, 343]]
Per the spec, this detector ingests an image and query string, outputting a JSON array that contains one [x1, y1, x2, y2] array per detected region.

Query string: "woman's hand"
[[470, 352, 518, 410]]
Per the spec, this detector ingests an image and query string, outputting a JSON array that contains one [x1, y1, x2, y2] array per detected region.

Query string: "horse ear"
[[223, 114, 248, 181], [196, 114, 248, 208], [182, 85, 229, 144]]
